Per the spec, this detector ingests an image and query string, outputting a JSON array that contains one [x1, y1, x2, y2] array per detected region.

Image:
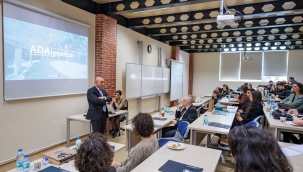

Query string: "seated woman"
[[74, 132, 116, 172], [234, 85, 249, 108], [201, 90, 221, 112], [215, 87, 222, 94], [232, 91, 264, 128], [221, 84, 231, 97], [228, 125, 292, 172], [110, 90, 126, 138], [113, 113, 159, 172], [237, 89, 252, 117], [247, 83, 255, 91], [282, 83, 303, 109]]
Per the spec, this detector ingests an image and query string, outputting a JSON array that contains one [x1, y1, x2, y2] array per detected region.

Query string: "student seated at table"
[[271, 81, 291, 100], [215, 87, 222, 93], [282, 83, 303, 109], [265, 80, 276, 93], [113, 113, 159, 172], [228, 125, 293, 172], [282, 80, 292, 90], [288, 76, 298, 88], [162, 96, 197, 137], [232, 91, 264, 127], [247, 83, 255, 91], [221, 84, 231, 97], [110, 90, 126, 138], [75, 132, 116, 172], [237, 89, 252, 117], [234, 85, 249, 108], [282, 108, 303, 144], [201, 90, 221, 113]]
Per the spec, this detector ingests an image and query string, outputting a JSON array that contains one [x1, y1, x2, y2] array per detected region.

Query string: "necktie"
[[179, 108, 187, 121], [99, 89, 106, 112]]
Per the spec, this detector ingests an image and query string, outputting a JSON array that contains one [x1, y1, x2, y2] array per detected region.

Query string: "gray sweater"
[[116, 136, 159, 172]]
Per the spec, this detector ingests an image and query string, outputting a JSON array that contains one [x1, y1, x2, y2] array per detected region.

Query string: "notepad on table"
[[39, 166, 69, 172], [158, 160, 203, 172]]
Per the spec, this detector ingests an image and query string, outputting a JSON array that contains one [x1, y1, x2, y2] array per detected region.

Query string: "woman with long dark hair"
[[228, 125, 292, 172], [232, 91, 264, 127], [282, 82, 303, 109], [221, 84, 230, 97], [110, 90, 126, 138]]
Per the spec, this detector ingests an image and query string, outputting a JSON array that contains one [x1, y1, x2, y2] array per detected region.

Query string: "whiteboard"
[[162, 68, 170, 93], [170, 61, 184, 101], [142, 65, 163, 97], [126, 63, 141, 99]]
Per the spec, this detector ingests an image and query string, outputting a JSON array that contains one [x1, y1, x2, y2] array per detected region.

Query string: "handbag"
[[278, 103, 293, 110], [272, 110, 293, 121]]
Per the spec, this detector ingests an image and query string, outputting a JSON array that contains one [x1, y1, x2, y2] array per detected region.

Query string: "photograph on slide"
[[4, 17, 88, 80]]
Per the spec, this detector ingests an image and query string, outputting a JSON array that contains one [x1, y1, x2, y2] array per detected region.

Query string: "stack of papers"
[[281, 145, 303, 157]]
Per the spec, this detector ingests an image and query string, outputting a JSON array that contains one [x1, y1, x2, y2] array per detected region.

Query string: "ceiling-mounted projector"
[[242, 56, 252, 61], [216, 0, 242, 26], [217, 15, 235, 25]]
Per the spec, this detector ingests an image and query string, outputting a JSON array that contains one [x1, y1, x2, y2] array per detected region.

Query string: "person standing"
[[86, 77, 112, 133]]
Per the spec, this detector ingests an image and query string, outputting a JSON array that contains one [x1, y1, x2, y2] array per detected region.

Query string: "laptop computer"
[[106, 104, 119, 114]]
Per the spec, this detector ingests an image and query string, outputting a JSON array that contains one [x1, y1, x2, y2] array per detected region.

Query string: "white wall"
[[0, 0, 95, 164], [117, 25, 189, 119], [193, 50, 303, 96]]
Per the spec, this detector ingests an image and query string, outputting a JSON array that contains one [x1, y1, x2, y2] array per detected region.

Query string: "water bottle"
[[228, 94, 231, 101], [42, 157, 49, 165], [23, 154, 30, 172], [16, 148, 24, 171], [166, 106, 170, 115], [199, 97, 203, 103], [75, 136, 82, 151], [203, 114, 208, 125]]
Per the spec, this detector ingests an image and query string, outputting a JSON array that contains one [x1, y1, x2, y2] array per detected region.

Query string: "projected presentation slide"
[[4, 17, 88, 80]]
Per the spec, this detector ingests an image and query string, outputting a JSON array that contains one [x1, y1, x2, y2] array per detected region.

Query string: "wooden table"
[[66, 110, 129, 147], [123, 112, 175, 152], [219, 97, 239, 105], [131, 142, 222, 172], [192, 97, 210, 107], [8, 142, 125, 172], [189, 106, 237, 147], [264, 109, 303, 141], [279, 142, 303, 172]]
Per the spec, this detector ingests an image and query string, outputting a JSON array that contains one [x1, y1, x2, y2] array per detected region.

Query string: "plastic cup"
[[280, 117, 286, 122]]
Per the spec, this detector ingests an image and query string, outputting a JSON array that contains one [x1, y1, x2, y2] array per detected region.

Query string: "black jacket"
[[273, 89, 291, 100], [86, 86, 112, 120], [298, 108, 303, 113], [221, 90, 230, 97], [175, 105, 198, 124], [242, 104, 264, 124]]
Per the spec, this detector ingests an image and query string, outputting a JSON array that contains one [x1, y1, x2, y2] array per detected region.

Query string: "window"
[[219, 51, 288, 82]]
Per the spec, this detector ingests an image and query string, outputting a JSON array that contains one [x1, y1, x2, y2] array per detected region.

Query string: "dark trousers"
[[91, 117, 107, 133], [162, 125, 177, 138], [282, 132, 303, 144]]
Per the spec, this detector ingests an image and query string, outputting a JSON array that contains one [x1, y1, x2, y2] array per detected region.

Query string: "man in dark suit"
[[162, 96, 198, 137], [86, 77, 112, 133]]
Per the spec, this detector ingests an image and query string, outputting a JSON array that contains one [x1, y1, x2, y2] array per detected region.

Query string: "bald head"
[[95, 77, 104, 89], [182, 96, 193, 107]]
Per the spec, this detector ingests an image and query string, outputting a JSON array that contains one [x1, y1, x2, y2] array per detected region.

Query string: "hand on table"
[[288, 109, 299, 116], [293, 119, 303, 126], [238, 109, 243, 113], [113, 162, 121, 167], [236, 116, 243, 122], [171, 120, 177, 124]]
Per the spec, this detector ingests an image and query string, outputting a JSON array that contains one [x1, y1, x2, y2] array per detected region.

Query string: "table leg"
[[190, 129, 193, 145], [277, 128, 281, 141], [126, 112, 129, 125], [193, 130, 196, 145], [206, 134, 211, 148], [66, 119, 70, 147], [127, 130, 130, 152]]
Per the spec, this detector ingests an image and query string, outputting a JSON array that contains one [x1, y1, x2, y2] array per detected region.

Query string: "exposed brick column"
[[189, 53, 194, 95], [95, 14, 117, 97], [170, 46, 180, 106], [95, 14, 117, 133]]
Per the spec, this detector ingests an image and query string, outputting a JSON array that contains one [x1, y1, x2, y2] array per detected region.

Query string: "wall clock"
[[147, 45, 152, 53]]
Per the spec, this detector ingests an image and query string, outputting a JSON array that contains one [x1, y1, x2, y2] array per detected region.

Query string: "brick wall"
[[189, 53, 194, 95], [95, 14, 117, 97]]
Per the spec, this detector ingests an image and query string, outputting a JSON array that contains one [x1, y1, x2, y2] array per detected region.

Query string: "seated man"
[[265, 80, 276, 93], [288, 77, 297, 88], [271, 81, 291, 100], [162, 96, 197, 138]]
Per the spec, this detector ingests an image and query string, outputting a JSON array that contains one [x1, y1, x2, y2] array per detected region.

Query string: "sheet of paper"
[[281, 147, 303, 157], [285, 121, 293, 125], [287, 145, 303, 153]]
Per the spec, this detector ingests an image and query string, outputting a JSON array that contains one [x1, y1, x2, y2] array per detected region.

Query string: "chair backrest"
[[196, 106, 202, 116], [122, 99, 128, 110], [253, 115, 264, 127], [158, 139, 177, 147], [177, 121, 190, 138], [246, 121, 259, 127]]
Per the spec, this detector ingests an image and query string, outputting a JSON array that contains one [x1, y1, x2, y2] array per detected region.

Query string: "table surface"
[[131, 142, 222, 172], [192, 98, 210, 107], [219, 97, 239, 105], [188, 106, 237, 134], [8, 141, 125, 172], [264, 107, 303, 131], [67, 110, 129, 122], [278, 142, 303, 172]]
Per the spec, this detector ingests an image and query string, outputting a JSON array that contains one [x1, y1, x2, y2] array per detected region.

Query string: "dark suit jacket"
[[86, 86, 112, 120], [175, 105, 198, 124]]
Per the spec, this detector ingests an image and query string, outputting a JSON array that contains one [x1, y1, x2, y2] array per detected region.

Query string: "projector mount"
[[217, 0, 243, 26]]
